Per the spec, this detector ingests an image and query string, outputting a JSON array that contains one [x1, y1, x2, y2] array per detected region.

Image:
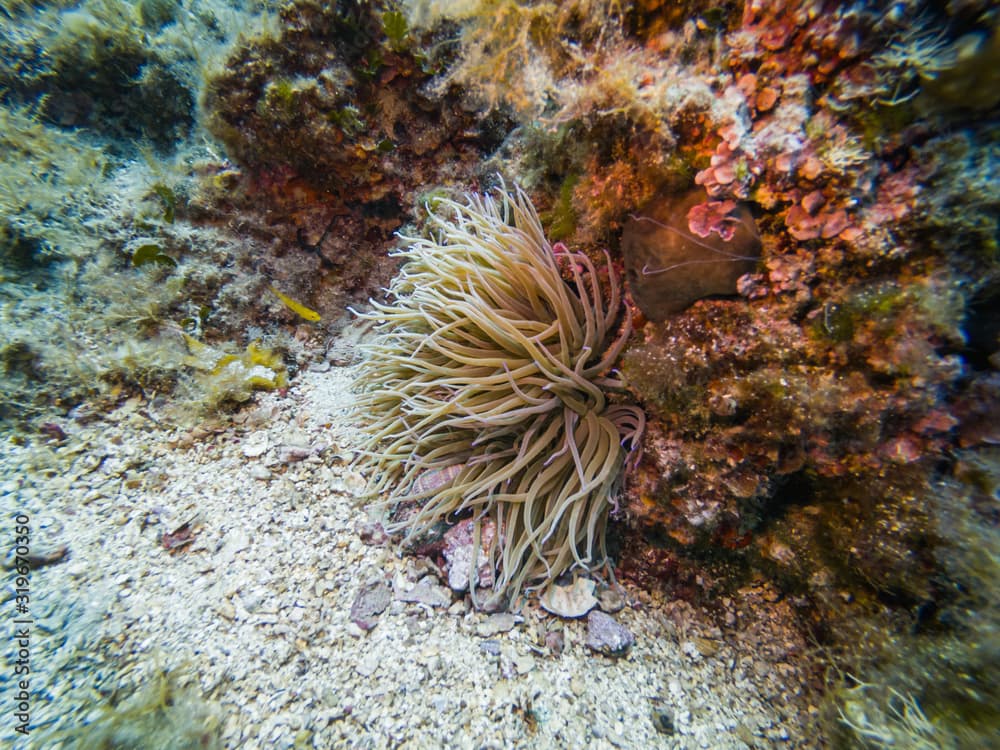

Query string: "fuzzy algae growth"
[[183, 335, 287, 405]]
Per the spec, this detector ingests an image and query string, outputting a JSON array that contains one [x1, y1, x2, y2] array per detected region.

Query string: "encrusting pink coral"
[[687, 199, 741, 240]]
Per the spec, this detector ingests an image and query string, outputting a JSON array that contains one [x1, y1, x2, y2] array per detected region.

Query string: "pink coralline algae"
[[695, 141, 757, 199], [785, 201, 852, 241], [687, 200, 741, 241], [442, 518, 496, 593]]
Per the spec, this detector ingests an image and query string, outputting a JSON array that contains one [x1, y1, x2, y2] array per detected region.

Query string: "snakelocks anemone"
[[353, 183, 644, 604]]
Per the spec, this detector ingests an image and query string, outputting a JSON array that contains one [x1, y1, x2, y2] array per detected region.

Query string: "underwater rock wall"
[[389, 0, 999, 743], [201, 1, 499, 312]]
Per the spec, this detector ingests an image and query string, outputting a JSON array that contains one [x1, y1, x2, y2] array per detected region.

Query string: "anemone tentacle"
[[353, 182, 643, 602]]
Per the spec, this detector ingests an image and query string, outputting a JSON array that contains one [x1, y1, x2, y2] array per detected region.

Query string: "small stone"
[[762, 586, 782, 603], [476, 613, 516, 637], [540, 577, 597, 618], [681, 640, 702, 661], [282, 427, 310, 447], [357, 521, 388, 546], [355, 652, 379, 677], [585, 611, 635, 657], [278, 446, 312, 463], [242, 431, 269, 458], [350, 580, 392, 631], [544, 628, 565, 657], [692, 636, 720, 657], [652, 706, 676, 735], [244, 405, 277, 427], [395, 576, 452, 608], [472, 587, 507, 613], [249, 465, 271, 481], [512, 653, 535, 675], [480, 640, 501, 657], [314, 579, 335, 597], [218, 527, 251, 563], [66, 561, 88, 578], [5, 544, 69, 569], [340, 470, 366, 495], [596, 583, 626, 613], [216, 599, 236, 620]]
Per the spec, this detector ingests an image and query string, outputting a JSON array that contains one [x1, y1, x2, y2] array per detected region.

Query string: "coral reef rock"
[[442, 519, 496, 593]]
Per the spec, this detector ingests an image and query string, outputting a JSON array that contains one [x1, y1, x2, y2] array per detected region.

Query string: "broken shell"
[[539, 577, 598, 618]]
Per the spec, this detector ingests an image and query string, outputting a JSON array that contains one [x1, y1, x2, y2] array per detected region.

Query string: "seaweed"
[[184, 337, 288, 407], [131, 244, 177, 269], [37, 664, 222, 750]]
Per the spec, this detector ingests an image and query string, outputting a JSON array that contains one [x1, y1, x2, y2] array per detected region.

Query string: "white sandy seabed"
[[2, 353, 821, 749]]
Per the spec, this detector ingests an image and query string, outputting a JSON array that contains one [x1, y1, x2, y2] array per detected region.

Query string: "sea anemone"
[[352, 183, 644, 604]]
